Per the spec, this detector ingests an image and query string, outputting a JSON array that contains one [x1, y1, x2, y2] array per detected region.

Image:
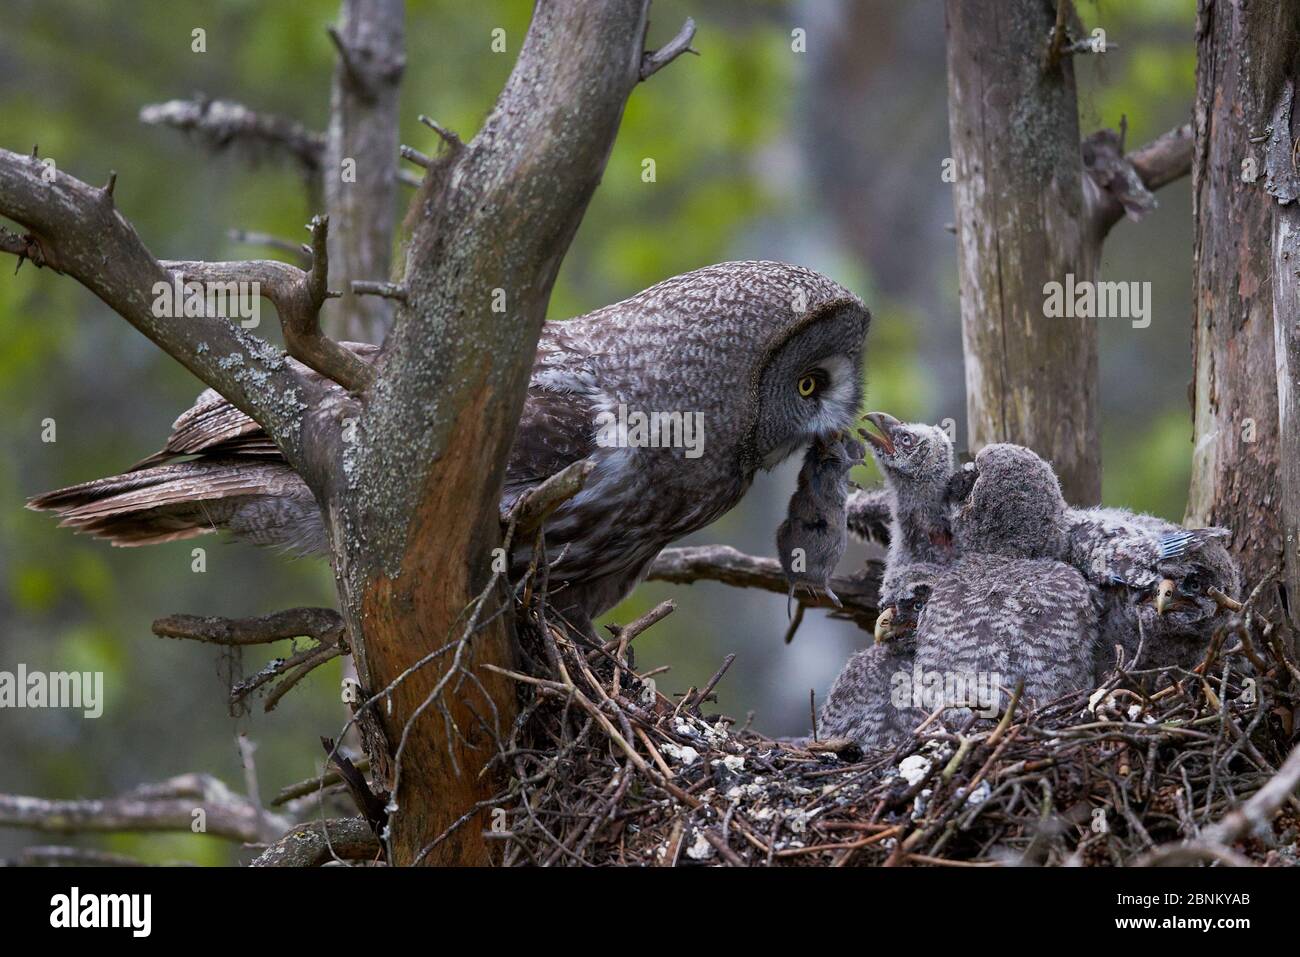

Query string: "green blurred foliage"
[[0, 0, 1203, 863]]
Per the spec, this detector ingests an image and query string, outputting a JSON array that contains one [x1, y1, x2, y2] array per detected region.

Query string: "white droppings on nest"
[[921, 738, 955, 763], [911, 788, 933, 820], [961, 780, 991, 807], [701, 721, 729, 746], [685, 831, 715, 861], [898, 754, 932, 787], [659, 741, 700, 766], [725, 781, 765, 802], [713, 754, 745, 773]]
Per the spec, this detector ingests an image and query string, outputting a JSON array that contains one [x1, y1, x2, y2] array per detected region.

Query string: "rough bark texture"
[[0, 0, 672, 866], [323, 0, 404, 342], [944, 0, 1098, 505], [330, 0, 653, 865], [1187, 0, 1299, 621]]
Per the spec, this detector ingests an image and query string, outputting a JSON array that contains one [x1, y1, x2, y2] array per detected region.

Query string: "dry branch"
[[0, 774, 290, 844], [647, 544, 881, 624], [250, 817, 382, 866], [139, 96, 324, 175], [162, 215, 374, 392], [152, 607, 346, 646], [0, 148, 319, 465], [640, 18, 698, 80], [1085, 122, 1193, 237]]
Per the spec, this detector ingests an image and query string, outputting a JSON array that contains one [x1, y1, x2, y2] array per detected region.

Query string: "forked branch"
[[0, 148, 319, 464]]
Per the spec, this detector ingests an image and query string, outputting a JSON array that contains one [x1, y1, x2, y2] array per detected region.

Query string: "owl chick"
[[845, 486, 891, 546], [31, 262, 872, 625], [817, 564, 937, 750], [776, 431, 865, 612], [948, 443, 1069, 560], [932, 444, 1095, 716], [858, 412, 957, 580], [1066, 509, 1241, 676], [912, 553, 1096, 720]]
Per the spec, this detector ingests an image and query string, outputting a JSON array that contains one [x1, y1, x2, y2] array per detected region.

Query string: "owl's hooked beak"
[[874, 605, 895, 644], [859, 412, 899, 456], [1155, 578, 1176, 615]]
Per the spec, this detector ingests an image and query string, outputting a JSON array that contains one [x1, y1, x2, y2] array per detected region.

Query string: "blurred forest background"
[[0, 0, 1194, 863]]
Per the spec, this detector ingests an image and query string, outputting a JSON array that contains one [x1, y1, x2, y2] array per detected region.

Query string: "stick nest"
[[486, 584, 1300, 867]]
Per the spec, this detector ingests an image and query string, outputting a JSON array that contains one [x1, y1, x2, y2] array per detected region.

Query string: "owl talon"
[[824, 585, 842, 608]]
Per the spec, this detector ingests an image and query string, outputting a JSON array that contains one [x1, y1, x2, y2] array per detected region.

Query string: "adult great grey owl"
[[30, 261, 871, 622]]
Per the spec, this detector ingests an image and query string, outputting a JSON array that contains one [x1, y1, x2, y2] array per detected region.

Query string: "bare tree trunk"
[[1187, 0, 1299, 624], [328, 0, 654, 865], [944, 0, 1098, 505], [323, 0, 404, 342]]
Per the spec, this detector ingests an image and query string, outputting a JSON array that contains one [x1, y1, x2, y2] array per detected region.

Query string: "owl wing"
[[131, 342, 382, 468], [1066, 508, 1171, 590], [501, 376, 601, 511], [846, 487, 891, 545]]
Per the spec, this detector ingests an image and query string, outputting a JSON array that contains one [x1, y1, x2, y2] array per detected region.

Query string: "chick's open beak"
[[859, 412, 900, 456], [874, 605, 895, 644], [1155, 578, 1176, 615]]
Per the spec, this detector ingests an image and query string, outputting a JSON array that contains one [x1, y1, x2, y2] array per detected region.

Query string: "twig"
[[640, 18, 698, 81], [647, 544, 880, 624], [0, 774, 290, 843], [153, 607, 346, 646], [139, 96, 324, 175]]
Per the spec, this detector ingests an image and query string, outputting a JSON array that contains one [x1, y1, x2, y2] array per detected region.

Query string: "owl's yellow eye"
[[798, 375, 818, 397]]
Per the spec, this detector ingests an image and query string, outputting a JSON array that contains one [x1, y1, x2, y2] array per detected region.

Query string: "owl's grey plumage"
[[776, 432, 864, 610], [29, 262, 871, 622], [912, 553, 1096, 719], [1066, 509, 1241, 676], [859, 412, 957, 587], [844, 485, 891, 546], [926, 443, 1095, 717], [948, 443, 1069, 560], [817, 563, 936, 750]]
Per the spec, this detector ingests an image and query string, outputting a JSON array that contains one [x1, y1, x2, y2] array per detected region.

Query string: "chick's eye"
[[797, 374, 818, 397], [898, 434, 915, 450], [1182, 573, 1202, 594]]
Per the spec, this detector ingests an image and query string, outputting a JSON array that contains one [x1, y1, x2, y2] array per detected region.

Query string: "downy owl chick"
[[1067, 510, 1241, 677], [818, 563, 937, 750], [858, 412, 958, 592]]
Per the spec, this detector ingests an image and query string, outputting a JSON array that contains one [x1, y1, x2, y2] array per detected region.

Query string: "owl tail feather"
[[27, 458, 325, 554]]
